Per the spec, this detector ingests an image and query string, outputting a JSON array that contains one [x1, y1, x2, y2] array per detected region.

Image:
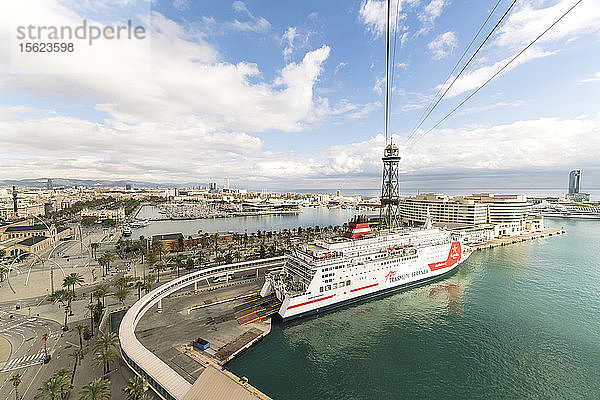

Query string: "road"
[[0, 313, 63, 400]]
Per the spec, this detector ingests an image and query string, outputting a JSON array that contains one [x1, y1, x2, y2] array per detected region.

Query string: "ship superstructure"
[[260, 217, 472, 321]]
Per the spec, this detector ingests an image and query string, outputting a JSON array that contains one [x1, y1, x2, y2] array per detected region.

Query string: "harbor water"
[[227, 218, 600, 399], [131, 206, 361, 239]]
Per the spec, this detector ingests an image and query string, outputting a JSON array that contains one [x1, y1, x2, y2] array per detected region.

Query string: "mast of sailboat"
[[380, 0, 401, 229]]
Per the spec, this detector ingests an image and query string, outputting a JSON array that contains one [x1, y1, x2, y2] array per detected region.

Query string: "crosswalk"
[[1, 351, 45, 372]]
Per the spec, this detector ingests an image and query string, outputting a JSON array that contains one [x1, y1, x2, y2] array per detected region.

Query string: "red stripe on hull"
[[288, 294, 336, 310], [350, 283, 379, 292], [429, 242, 462, 271]]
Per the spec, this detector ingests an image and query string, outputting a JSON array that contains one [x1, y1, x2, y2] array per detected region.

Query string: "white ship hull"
[[261, 220, 472, 322]]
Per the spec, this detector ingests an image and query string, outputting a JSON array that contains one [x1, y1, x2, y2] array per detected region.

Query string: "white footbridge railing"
[[118, 256, 285, 400]]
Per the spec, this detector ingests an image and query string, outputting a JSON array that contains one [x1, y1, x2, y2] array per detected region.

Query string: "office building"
[[568, 170, 581, 194], [566, 169, 590, 202]]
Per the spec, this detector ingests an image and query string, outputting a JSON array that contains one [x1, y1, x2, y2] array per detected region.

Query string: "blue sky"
[[1, 0, 600, 191]]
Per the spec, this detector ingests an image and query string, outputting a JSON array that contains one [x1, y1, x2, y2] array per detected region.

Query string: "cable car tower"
[[380, 0, 401, 229]]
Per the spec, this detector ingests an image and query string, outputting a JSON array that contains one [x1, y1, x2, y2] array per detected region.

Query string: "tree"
[[74, 324, 86, 349], [143, 274, 155, 294], [86, 303, 96, 336], [113, 288, 130, 305], [92, 285, 109, 307], [9, 373, 21, 400], [0, 264, 8, 282], [122, 376, 148, 400], [134, 281, 145, 300], [113, 276, 133, 290], [83, 325, 93, 343], [70, 348, 85, 385], [63, 273, 84, 293], [78, 378, 111, 400], [34, 376, 61, 400], [34, 370, 71, 400], [101, 251, 114, 274], [90, 243, 100, 260], [48, 289, 76, 330], [150, 262, 167, 283], [94, 347, 117, 376], [260, 244, 266, 259], [53, 368, 72, 399], [151, 241, 164, 261], [42, 333, 49, 361], [94, 332, 119, 352]]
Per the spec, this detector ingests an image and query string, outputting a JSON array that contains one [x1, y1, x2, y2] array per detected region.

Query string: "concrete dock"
[[471, 227, 565, 250], [135, 280, 273, 399]]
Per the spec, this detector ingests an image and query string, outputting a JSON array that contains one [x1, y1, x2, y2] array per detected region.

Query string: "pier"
[[119, 257, 283, 400], [471, 227, 565, 250]]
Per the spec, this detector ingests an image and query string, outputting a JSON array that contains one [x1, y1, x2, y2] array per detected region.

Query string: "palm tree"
[[151, 241, 164, 261], [42, 333, 49, 361], [90, 243, 99, 260], [134, 281, 145, 300], [150, 262, 167, 283], [78, 378, 111, 400], [9, 373, 21, 400], [92, 285, 109, 307], [85, 303, 96, 335], [0, 264, 8, 282], [53, 368, 72, 399], [113, 276, 133, 290], [94, 332, 119, 352], [74, 324, 86, 349], [34, 370, 71, 400], [62, 273, 84, 292], [102, 251, 115, 274], [122, 376, 148, 400], [94, 347, 117, 376], [70, 348, 85, 384], [48, 289, 76, 330], [34, 376, 61, 400], [113, 288, 130, 305]]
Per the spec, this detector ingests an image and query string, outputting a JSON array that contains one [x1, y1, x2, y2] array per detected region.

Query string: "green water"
[[229, 218, 600, 399]]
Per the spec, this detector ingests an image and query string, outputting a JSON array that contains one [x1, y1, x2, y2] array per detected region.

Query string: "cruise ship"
[[531, 202, 600, 219], [260, 216, 472, 321]]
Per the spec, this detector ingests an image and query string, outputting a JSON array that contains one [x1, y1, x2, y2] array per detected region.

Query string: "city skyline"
[[1, 0, 600, 189]]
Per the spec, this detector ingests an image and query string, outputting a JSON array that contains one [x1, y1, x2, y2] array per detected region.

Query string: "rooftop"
[[152, 233, 184, 241], [5, 224, 50, 233], [18, 235, 48, 246]]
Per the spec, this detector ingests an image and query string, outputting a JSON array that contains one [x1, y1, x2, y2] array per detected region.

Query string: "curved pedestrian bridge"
[[119, 257, 284, 400]]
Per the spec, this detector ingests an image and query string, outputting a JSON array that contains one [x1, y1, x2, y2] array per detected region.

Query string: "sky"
[[1, 0, 600, 191]]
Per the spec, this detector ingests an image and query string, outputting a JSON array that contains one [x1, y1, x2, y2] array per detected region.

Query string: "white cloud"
[[320, 114, 600, 180], [444, 48, 555, 98], [428, 31, 457, 60], [359, 0, 387, 38], [282, 27, 297, 59], [334, 62, 347, 74], [495, 0, 600, 51], [0, 1, 382, 185], [172, 0, 189, 11], [579, 72, 600, 84], [230, 0, 271, 33], [358, 0, 415, 39], [440, 0, 600, 99], [418, 0, 447, 35]]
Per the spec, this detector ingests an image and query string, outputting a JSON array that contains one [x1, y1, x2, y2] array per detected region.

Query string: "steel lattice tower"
[[380, 143, 401, 228]]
